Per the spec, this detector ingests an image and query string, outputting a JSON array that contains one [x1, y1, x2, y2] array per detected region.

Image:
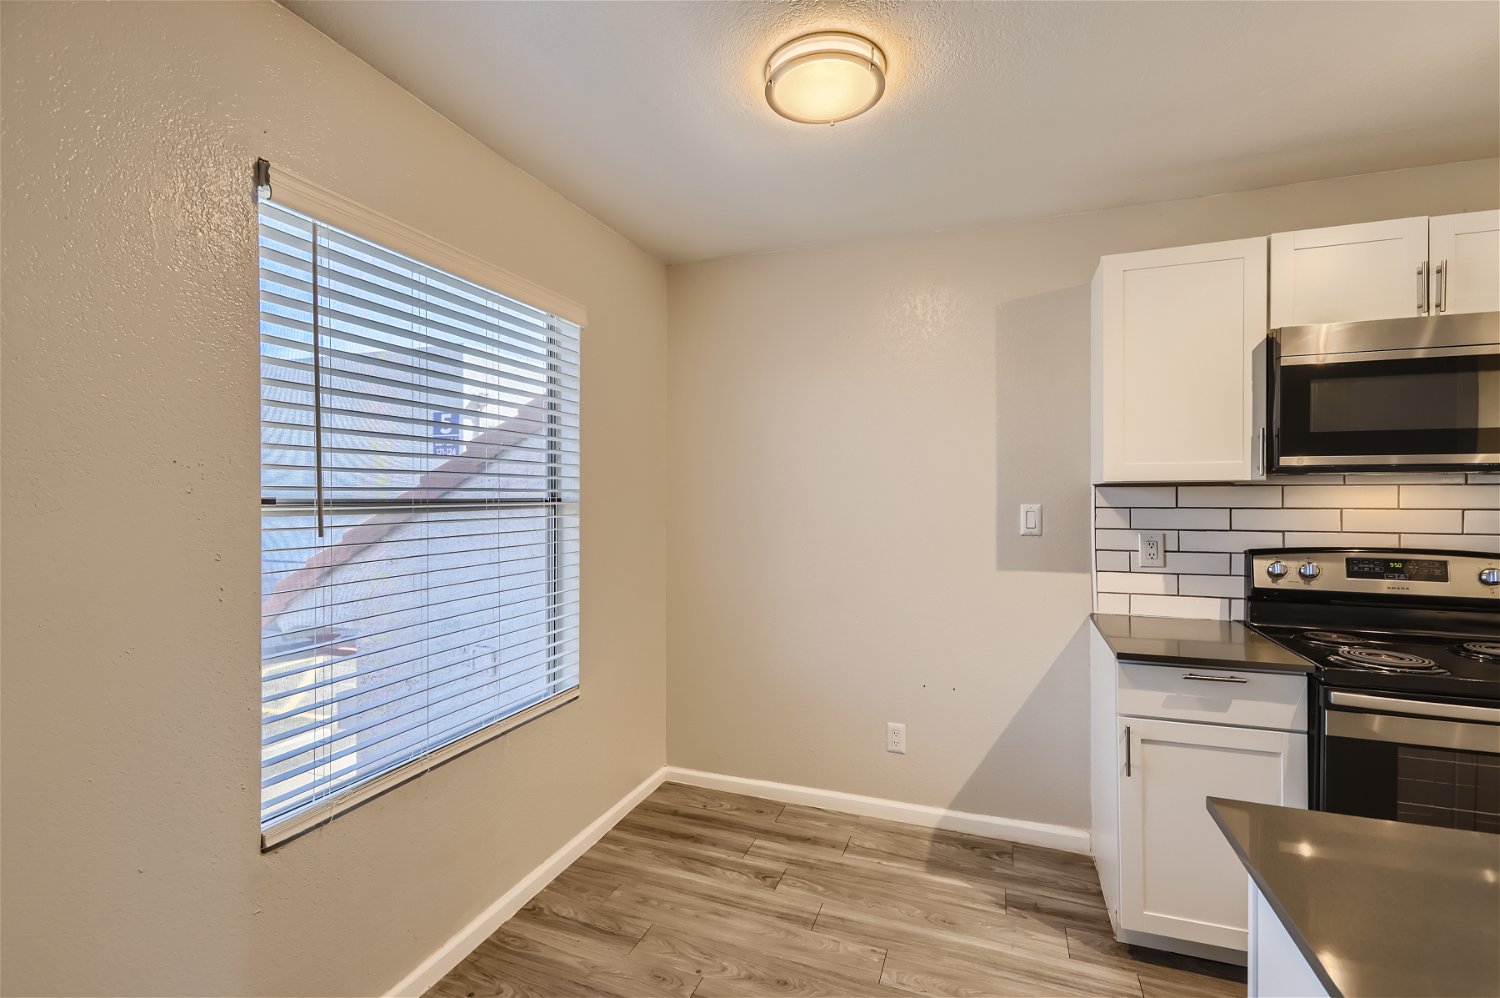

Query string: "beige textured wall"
[[0, 3, 667, 996], [665, 157, 1500, 829]]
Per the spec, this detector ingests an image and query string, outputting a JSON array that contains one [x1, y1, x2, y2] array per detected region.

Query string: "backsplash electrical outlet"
[[1094, 474, 1500, 620]]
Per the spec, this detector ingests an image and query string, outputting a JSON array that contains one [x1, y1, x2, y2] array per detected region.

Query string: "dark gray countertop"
[[1208, 798, 1500, 998], [1090, 613, 1314, 674]]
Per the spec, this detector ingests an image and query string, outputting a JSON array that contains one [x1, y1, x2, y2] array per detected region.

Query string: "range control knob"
[[1265, 560, 1289, 581], [1480, 568, 1500, 587], [1298, 562, 1322, 582]]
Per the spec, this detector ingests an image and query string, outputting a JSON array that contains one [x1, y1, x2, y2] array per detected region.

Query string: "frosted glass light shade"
[[765, 32, 887, 125]]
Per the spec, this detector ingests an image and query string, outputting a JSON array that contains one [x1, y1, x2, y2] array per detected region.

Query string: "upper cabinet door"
[[1430, 210, 1500, 316], [1093, 238, 1268, 483], [1270, 216, 1428, 328]]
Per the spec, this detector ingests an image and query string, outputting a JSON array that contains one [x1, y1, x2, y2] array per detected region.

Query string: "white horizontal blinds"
[[258, 198, 580, 833]]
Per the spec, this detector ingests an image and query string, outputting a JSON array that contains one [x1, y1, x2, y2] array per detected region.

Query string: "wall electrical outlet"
[[1138, 531, 1166, 568], [886, 722, 907, 755]]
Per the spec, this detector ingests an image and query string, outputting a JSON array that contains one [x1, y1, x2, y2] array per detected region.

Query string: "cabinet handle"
[[1417, 261, 1429, 313], [1125, 724, 1132, 777], [1437, 259, 1448, 313], [1181, 672, 1249, 684]]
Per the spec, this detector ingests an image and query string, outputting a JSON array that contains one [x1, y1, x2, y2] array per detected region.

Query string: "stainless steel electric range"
[[1244, 548, 1500, 833]]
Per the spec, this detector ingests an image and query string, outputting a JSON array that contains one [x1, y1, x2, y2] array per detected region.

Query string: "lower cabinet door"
[[1118, 717, 1307, 950]]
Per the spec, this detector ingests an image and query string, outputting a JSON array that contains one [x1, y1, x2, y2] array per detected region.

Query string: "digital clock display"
[[1346, 557, 1448, 582]]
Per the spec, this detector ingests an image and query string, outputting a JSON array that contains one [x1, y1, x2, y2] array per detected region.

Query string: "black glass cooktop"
[[1255, 625, 1500, 699]]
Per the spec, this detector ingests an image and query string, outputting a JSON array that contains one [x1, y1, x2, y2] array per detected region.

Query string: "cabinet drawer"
[[1117, 662, 1308, 732]]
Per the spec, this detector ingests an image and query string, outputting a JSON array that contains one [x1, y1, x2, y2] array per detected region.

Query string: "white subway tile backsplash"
[[1095, 550, 1132, 571], [1267, 474, 1347, 484], [1098, 530, 1179, 550], [1179, 530, 1283, 552], [1402, 534, 1500, 554], [1094, 506, 1131, 530], [1284, 532, 1399, 548], [1284, 484, 1396, 508], [1344, 508, 1463, 534], [1130, 594, 1231, 620], [1096, 486, 1176, 508], [1266, 477, 1350, 489], [1178, 485, 1281, 508], [1097, 571, 1177, 595], [1132, 551, 1232, 575], [1093, 478, 1498, 625], [1132, 507, 1230, 530], [1178, 574, 1245, 598], [1231, 508, 1342, 531], [1096, 593, 1131, 615], [1465, 509, 1500, 534], [1399, 484, 1500, 509], [1098, 529, 1179, 551], [1346, 473, 1453, 484]]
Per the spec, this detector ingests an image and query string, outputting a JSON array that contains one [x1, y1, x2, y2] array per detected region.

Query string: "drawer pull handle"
[[1180, 672, 1249, 684]]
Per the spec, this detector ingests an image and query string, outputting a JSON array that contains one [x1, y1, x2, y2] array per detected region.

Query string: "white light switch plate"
[[1019, 503, 1043, 536]]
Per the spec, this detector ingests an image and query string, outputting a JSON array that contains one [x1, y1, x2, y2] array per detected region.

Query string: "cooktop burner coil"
[[1302, 630, 1377, 648], [1327, 647, 1447, 674], [1453, 641, 1500, 664]]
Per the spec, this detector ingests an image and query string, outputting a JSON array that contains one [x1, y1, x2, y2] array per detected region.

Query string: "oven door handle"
[[1325, 708, 1500, 753], [1327, 691, 1500, 724]]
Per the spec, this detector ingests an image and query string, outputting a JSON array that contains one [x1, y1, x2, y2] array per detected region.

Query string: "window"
[[258, 191, 580, 847]]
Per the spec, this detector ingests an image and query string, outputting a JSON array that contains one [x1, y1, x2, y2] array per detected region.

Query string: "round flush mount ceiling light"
[[764, 31, 887, 125]]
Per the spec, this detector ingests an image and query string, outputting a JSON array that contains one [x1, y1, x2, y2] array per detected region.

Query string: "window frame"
[[256, 164, 585, 850]]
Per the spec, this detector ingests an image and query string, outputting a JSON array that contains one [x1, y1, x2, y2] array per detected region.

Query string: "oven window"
[[1276, 352, 1500, 461], [1396, 746, 1500, 831], [1324, 733, 1500, 833]]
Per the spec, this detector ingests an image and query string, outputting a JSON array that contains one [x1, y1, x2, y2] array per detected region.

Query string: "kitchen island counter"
[[1208, 797, 1500, 997]]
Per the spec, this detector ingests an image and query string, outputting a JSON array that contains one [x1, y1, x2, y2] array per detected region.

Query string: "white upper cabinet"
[[1270, 216, 1429, 328], [1092, 238, 1268, 484], [1271, 212, 1500, 327], [1430, 210, 1500, 316]]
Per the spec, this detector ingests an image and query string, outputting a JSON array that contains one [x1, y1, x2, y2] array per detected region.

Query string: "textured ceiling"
[[286, 0, 1500, 263]]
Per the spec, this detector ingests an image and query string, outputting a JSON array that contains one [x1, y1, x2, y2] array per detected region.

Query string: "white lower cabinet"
[[1117, 717, 1307, 951], [1090, 624, 1309, 961]]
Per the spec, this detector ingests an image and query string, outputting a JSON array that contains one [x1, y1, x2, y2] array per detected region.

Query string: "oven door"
[[1320, 690, 1500, 832]]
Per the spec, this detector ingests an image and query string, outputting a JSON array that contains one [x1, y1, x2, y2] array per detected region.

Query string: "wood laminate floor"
[[428, 783, 1246, 998]]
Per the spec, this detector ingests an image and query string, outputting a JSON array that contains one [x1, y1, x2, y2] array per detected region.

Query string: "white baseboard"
[[664, 766, 1091, 855], [385, 765, 669, 998]]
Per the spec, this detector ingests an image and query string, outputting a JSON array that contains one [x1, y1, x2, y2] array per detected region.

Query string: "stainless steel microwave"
[[1268, 312, 1500, 472]]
